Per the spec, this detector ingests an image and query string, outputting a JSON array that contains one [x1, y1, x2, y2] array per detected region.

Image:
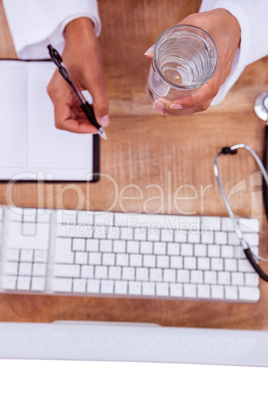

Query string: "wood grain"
[[0, 0, 267, 329]]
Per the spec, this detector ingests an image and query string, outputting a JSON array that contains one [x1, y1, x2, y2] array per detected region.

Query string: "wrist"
[[63, 17, 95, 42]]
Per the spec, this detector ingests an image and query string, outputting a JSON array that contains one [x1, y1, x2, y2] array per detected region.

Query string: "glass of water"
[[146, 24, 219, 103]]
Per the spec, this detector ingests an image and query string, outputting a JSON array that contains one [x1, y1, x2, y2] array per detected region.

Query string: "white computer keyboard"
[[0, 206, 261, 302]]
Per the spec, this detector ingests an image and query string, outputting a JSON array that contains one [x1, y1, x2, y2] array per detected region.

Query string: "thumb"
[[84, 73, 110, 128]]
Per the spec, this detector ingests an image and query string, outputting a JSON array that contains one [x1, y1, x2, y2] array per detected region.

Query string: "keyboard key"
[[174, 231, 187, 243], [129, 254, 142, 267], [19, 263, 32, 276], [221, 245, 234, 258], [122, 267, 135, 280], [181, 244, 193, 256], [245, 273, 259, 287], [81, 265, 94, 278], [170, 283, 183, 297], [20, 249, 33, 262], [140, 241, 153, 254], [238, 259, 255, 273], [120, 227, 133, 240], [184, 284, 196, 298], [72, 238, 86, 251], [31, 277, 46, 292], [228, 232, 240, 245], [201, 232, 214, 244], [154, 242, 166, 255], [184, 257, 196, 270], [114, 280, 128, 294], [194, 244, 206, 257], [204, 271, 217, 284], [77, 211, 94, 225], [54, 264, 80, 278], [142, 282, 155, 296], [143, 255, 156, 268], [208, 245, 220, 258], [102, 253, 116, 266], [197, 284, 210, 299], [150, 268, 162, 282], [156, 283, 169, 296], [32, 263, 46, 277], [55, 238, 74, 263], [170, 256, 183, 269], [101, 280, 114, 294], [133, 228, 146, 241], [215, 232, 227, 245], [191, 271, 203, 284], [17, 276, 31, 290], [73, 279, 86, 293], [163, 269, 176, 282], [129, 281, 142, 295], [87, 279, 100, 293], [136, 268, 149, 281], [167, 243, 179, 255], [6, 262, 18, 275], [177, 270, 190, 283], [34, 250, 48, 263], [211, 258, 223, 271], [116, 253, 129, 266], [86, 239, 99, 252], [95, 266, 108, 279], [108, 266, 121, 280], [211, 285, 224, 299], [161, 229, 173, 242], [88, 252, 101, 265], [3, 276, 17, 290], [197, 257, 210, 270], [156, 255, 169, 268], [239, 286, 260, 302], [225, 286, 238, 300], [127, 241, 139, 254], [224, 259, 237, 272], [100, 240, 113, 253], [147, 229, 160, 242], [231, 272, 244, 286], [75, 252, 88, 265], [6, 249, 20, 261], [113, 240, 126, 253], [188, 232, 200, 243], [218, 272, 231, 285]]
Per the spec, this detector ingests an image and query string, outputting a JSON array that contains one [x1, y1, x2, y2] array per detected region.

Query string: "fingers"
[[152, 78, 219, 116], [47, 71, 98, 134], [83, 68, 109, 128], [144, 45, 154, 58]]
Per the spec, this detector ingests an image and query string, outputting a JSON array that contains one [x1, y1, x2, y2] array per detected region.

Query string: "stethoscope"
[[254, 91, 268, 216], [214, 92, 268, 281]]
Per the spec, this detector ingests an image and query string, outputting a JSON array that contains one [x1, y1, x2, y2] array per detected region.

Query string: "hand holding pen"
[[47, 18, 109, 138]]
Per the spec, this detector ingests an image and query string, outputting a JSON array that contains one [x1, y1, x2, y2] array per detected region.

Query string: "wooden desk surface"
[[0, 0, 267, 329]]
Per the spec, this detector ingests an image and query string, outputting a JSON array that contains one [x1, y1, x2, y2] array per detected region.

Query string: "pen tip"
[[98, 128, 107, 140]]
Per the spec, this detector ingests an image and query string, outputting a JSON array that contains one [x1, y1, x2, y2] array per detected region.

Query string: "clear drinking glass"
[[146, 24, 219, 103]]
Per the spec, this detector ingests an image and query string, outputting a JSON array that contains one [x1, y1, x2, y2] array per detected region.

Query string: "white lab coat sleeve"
[[199, 0, 268, 104], [2, 0, 101, 59]]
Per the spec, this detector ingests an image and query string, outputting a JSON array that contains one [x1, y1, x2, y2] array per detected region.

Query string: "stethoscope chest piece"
[[254, 91, 268, 121]]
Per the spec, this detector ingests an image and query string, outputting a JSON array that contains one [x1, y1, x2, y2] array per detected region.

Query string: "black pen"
[[47, 44, 107, 140]]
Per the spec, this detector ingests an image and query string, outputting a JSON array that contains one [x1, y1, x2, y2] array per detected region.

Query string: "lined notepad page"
[[28, 62, 93, 181], [0, 61, 28, 179], [0, 61, 93, 181]]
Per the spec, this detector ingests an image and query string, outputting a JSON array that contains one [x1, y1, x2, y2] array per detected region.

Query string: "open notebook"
[[0, 60, 100, 182]]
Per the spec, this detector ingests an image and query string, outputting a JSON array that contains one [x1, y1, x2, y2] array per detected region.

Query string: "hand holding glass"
[[146, 24, 219, 103]]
